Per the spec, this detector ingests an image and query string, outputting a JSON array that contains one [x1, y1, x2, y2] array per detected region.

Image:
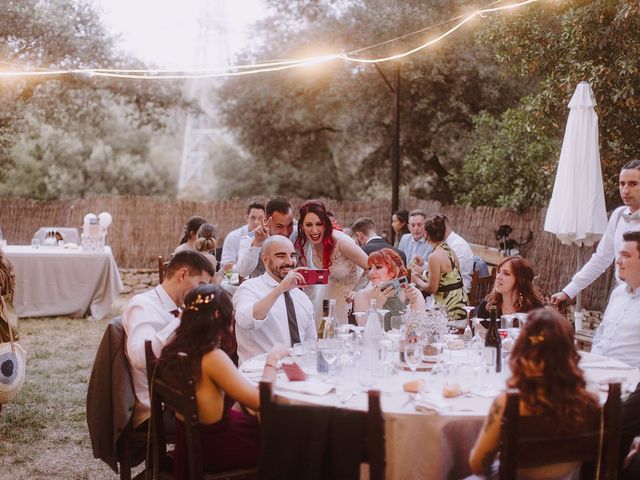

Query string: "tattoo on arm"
[[484, 399, 501, 432]]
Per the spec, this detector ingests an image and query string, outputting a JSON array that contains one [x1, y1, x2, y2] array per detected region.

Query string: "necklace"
[[312, 247, 323, 267]]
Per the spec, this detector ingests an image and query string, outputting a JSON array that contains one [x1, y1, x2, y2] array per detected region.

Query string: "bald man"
[[233, 235, 317, 364]]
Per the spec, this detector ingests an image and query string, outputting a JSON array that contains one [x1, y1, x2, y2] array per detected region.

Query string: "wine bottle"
[[317, 299, 329, 339], [322, 299, 337, 340], [484, 306, 502, 373]]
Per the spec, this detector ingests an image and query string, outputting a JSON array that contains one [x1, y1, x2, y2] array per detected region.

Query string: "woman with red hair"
[[353, 248, 424, 328], [468, 308, 599, 478], [476, 256, 545, 319], [295, 200, 369, 324]]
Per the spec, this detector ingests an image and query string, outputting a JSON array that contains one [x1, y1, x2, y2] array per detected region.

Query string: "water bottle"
[[362, 299, 383, 367]]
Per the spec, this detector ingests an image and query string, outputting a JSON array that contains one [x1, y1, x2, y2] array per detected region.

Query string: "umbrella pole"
[[574, 247, 583, 331]]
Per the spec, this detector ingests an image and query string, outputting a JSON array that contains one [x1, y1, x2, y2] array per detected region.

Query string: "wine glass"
[[352, 311, 367, 327], [357, 362, 376, 391], [318, 339, 341, 378], [377, 309, 390, 331], [404, 343, 423, 377]]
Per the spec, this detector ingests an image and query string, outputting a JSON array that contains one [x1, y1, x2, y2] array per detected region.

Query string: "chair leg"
[[120, 427, 132, 480]]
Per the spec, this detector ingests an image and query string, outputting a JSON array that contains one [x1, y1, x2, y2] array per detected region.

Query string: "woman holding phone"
[[353, 248, 425, 329], [295, 200, 369, 324]]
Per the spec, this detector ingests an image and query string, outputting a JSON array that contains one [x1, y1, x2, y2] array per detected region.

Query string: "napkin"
[[241, 356, 268, 373], [277, 379, 333, 396], [414, 393, 449, 415]]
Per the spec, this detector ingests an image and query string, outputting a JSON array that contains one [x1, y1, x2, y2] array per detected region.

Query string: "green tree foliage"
[[218, 0, 525, 201], [453, 0, 640, 209], [0, 0, 187, 199]]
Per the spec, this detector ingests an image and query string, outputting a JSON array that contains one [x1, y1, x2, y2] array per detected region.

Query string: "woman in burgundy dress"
[[158, 284, 287, 478]]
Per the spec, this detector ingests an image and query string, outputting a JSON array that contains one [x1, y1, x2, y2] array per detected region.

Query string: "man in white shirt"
[[443, 216, 474, 292], [592, 231, 640, 369], [122, 251, 214, 427], [220, 202, 265, 270], [398, 209, 433, 265], [236, 197, 297, 278], [552, 160, 640, 304], [233, 235, 316, 364]]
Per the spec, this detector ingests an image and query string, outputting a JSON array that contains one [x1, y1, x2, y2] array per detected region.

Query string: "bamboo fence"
[[0, 195, 615, 311]]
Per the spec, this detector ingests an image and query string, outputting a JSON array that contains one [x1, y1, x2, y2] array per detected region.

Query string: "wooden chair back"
[[158, 256, 167, 285], [259, 381, 385, 480], [144, 341, 255, 480], [499, 384, 621, 480], [468, 268, 496, 307]]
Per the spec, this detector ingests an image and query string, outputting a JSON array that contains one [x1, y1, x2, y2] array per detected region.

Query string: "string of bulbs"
[[0, 0, 539, 80]]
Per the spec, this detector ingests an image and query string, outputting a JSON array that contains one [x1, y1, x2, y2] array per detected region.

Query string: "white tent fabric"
[[544, 81, 608, 247]]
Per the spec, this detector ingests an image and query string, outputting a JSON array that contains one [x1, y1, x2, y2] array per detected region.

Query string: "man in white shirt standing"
[[443, 215, 474, 292], [398, 209, 433, 265], [592, 231, 640, 369], [233, 235, 316, 364], [552, 160, 640, 304], [123, 250, 214, 428], [236, 197, 296, 278], [220, 202, 265, 271]]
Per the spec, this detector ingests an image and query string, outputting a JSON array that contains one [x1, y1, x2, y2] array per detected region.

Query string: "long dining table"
[[4, 244, 123, 320], [241, 349, 639, 480]]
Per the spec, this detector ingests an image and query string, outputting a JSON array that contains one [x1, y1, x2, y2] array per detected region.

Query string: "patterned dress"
[[427, 242, 468, 327]]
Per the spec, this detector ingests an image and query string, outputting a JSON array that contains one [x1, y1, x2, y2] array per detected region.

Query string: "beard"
[[267, 259, 294, 281]]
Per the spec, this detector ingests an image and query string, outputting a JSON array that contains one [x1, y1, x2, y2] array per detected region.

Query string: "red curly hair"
[[508, 308, 599, 428], [367, 248, 408, 280]]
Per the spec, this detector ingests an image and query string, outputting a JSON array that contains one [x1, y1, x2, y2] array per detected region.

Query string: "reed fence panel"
[[0, 195, 615, 311]]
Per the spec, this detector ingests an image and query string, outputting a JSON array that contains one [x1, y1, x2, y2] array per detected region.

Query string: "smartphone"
[[299, 269, 330, 285], [380, 276, 409, 294]]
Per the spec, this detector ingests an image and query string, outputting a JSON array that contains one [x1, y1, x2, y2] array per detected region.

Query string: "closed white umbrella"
[[544, 81, 608, 329]]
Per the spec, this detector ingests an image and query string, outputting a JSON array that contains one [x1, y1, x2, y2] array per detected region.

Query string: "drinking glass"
[[390, 315, 403, 332], [318, 339, 341, 378], [31, 238, 40, 249], [357, 362, 376, 391], [404, 343, 423, 377]]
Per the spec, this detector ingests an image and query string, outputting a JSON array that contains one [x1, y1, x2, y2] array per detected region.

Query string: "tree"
[[218, 0, 526, 201], [453, 0, 640, 209], [0, 0, 189, 199]]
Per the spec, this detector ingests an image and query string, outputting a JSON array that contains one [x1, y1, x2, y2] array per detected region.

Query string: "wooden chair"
[[499, 383, 621, 480], [158, 256, 167, 285], [258, 381, 385, 480], [144, 341, 257, 480], [468, 268, 496, 307]]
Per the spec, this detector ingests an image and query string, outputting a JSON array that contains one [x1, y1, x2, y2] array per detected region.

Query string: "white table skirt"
[[241, 351, 639, 480], [3, 245, 123, 320]]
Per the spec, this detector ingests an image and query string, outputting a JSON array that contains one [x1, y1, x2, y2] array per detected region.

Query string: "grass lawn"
[[0, 304, 133, 479]]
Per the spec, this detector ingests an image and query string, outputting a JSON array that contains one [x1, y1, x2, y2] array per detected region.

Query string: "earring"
[[515, 292, 525, 310]]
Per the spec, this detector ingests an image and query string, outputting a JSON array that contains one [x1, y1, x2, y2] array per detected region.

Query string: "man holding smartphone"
[[233, 235, 317, 364]]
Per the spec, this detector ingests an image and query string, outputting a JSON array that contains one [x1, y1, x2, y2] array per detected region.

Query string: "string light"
[[0, 0, 539, 80]]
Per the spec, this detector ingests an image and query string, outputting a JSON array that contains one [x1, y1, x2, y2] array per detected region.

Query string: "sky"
[[91, 0, 268, 69]]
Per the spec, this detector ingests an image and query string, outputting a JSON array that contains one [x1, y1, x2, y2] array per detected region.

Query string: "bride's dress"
[[305, 230, 363, 325]]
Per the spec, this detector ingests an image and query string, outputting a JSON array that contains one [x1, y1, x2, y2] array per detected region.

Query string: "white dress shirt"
[[233, 272, 317, 364], [122, 285, 180, 427], [220, 224, 249, 266], [563, 206, 640, 299], [398, 233, 432, 265], [446, 231, 474, 292], [592, 283, 640, 369]]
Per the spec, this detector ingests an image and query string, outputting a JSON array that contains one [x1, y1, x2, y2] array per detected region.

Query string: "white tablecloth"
[[3, 245, 123, 320], [241, 351, 639, 480]]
